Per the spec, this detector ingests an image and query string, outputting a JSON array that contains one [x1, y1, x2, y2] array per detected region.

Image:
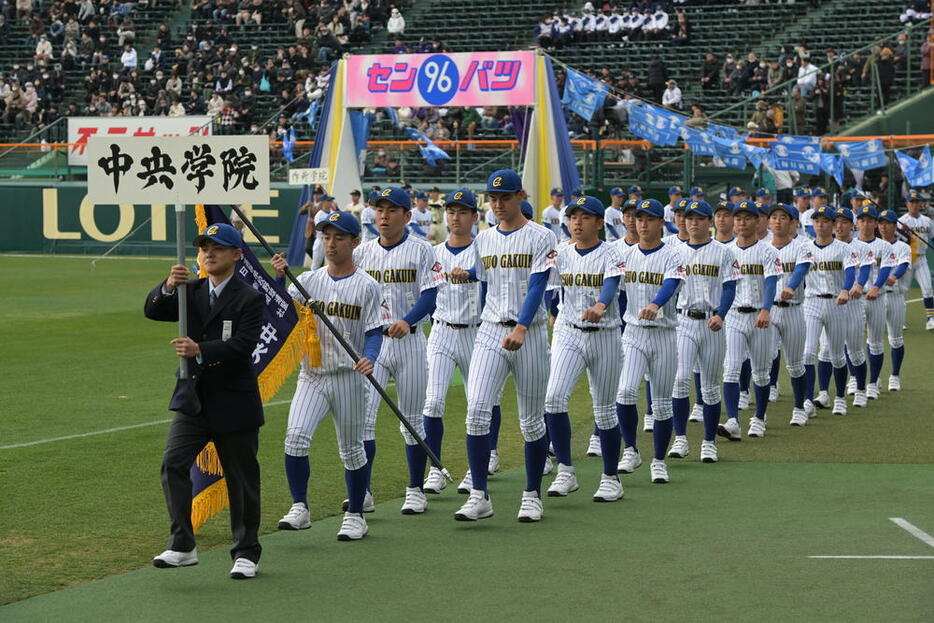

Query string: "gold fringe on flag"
[[195, 441, 225, 475], [191, 478, 229, 535], [194, 204, 208, 278]]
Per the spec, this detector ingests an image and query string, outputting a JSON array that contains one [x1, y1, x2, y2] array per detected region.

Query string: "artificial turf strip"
[[2, 460, 932, 622]]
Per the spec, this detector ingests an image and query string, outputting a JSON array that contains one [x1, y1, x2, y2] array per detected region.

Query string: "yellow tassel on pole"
[[191, 478, 229, 534]]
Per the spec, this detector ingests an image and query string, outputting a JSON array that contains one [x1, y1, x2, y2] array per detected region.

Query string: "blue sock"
[[544, 412, 572, 465], [854, 361, 867, 391], [769, 354, 781, 387], [818, 360, 833, 392], [753, 383, 769, 421], [868, 350, 884, 384], [617, 402, 638, 451], [489, 405, 502, 450], [344, 465, 367, 514], [892, 346, 905, 375], [790, 373, 806, 409], [593, 423, 599, 436], [423, 416, 444, 460], [363, 440, 376, 491], [465, 433, 490, 492], [924, 296, 934, 311], [846, 350, 857, 378], [284, 454, 310, 507], [804, 364, 815, 401], [672, 397, 690, 436], [645, 381, 654, 415], [404, 443, 427, 490], [702, 402, 720, 441], [740, 359, 751, 393], [724, 382, 740, 420], [652, 417, 673, 461], [693, 373, 704, 406], [524, 434, 549, 494], [832, 365, 848, 398], [597, 425, 621, 476]]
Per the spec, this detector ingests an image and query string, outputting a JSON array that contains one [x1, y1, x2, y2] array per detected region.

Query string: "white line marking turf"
[[889, 517, 934, 548], [809, 556, 934, 560]]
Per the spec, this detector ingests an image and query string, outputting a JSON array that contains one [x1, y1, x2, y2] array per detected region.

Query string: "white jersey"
[[484, 209, 498, 228], [433, 241, 482, 325], [663, 234, 689, 250], [288, 268, 388, 374], [549, 241, 625, 330], [676, 240, 740, 312], [313, 208, 333, 228], [604, 206, 624, 242], [353, 234, 445, 325], [861, 236, 898, 288], [885, 238, 912, 294], [729, 239, 783, 309], [800, 208, 815, 238], [410, 208, 433, 239], [618, 241, 686, 329], [898, 212, 933, 264], [344, 201, 364, 218], [541, 205, 563, 240], [803, 239, 859, 296], [360, 207, 378, 242], [841, 237, 875, 283], [772, 236, 814, 305], [473, 221, 557, 325]]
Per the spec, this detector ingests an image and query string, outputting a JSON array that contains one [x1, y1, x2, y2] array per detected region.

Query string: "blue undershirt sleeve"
[[605, 224, 620, 240], [893, 262, 909, 278], [561, 223, 571, 238], [664, 221, 679, 234], [408, 223, 427, 237], [787, 262, 811, 290], [650, 278, 680, 307], [760, 275, 778, 310], [805, 224, 816, 238], [517, 271, 549, 327], [717, 280, 736, 318], [467, 267, 477, 281], [362, 328, 383, 363], [841, 266, 856, 291], [857, 263, 871, 287], [364, 223, 380, 237], [545, 289, 558, 317], [598, 275, 620, 307], [479, 281, 487, 311], [402, 287, 437, 326], [873, 266, 892, 288]]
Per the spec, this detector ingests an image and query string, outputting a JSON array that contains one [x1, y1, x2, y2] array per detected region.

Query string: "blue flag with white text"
[[837, 139, 887, 171], [561, 67, 608, 121]]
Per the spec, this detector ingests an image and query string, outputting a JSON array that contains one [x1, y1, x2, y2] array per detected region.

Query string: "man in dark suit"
[[144, 223, 265, 580]]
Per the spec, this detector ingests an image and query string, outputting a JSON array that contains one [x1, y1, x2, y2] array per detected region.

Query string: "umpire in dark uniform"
[[144, 223, 265, 580]]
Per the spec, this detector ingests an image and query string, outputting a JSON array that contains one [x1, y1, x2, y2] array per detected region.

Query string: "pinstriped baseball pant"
[[673, 317, 725, 405], [771, 305, 806, 377], [364, 331, 428, 444], [724, 311, 773, 386], [884, 290, 906, 348], [616, 325, 677, 421], [804, 297, 848, 368], [820, 297, 866, 366]]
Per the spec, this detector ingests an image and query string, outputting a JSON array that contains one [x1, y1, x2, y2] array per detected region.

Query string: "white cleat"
[[337, 512, 368, 540], [457, 470, 473, 494], [887, 376, 900, 392], [853, 390, 867, 407], [153, 548, 198, 568], [789, 408, 808, 426], [401, 487, 428, 514], [229, 558, 257, 580], [277, 502, 312, 530], [650, 459, 670, 483], [341, 490, 375, 513], [700, 440, 718, 463], [747, 417, 766, 438], [738, 391, 751, 411], [643, 415, 655, 432], [517, 490, 543, 522], [593, 474, 624, 502], [488, 449, 501, 475], [867, 382, 881, 399], [454, 489, 494, 521], [846, 377, 857, 396], [814, 391, 831, 409], [717, 418, 742, 441], [547, 464, 580, 497], [617, 447, 643, 473], [926, 316, 934, 331], [423, 467, 447, 494], [667, 435, 689, 459], [769, 385, 780, 402], [804, 400, 817, 418], [542, 455, 554, 476], [688, 403, 704, 422], [832, 397, 847, 416], [586, 434, 602, 457]]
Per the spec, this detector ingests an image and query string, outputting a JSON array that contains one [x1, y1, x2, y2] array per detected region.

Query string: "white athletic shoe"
[[593, 474, 624, 502], [926, 316, 934, 331], [738, 391, 751, 411], [229, 558, 257, 580], [804, 400, 817, 418], [887, 376, 901, 392], [667, 435, 689, 459], [747, 417, 766, 438], [617, 447, 643, 473], [867, 382, 881, 399], [488, 449, 501, 475], [688, 403, 704, 423], [853, 390, 867, 407], [814, 391, 831, 409], [337, 512, 368, 540], [423, 467, 447, 494], [846, 377, 857, 396], [717, 418, 742, 441], [454, 489, 494, 521], [341, 489, 375, 513], [650, 459, 669, 484], [700, 440, 718, 463], [769, 385, 780, 402], [789, 408, 808, 426], [643, 415, 654, 432], [586, 434, 602, 457], [401, 487, 428, 514], [457, 470, 473, 494], [832, 397, 847, 416], [517, 490, 543, 522], [153, 548, 198, 568], [542, 455, 554, 476], [277, 502, 311, 530], [547, 464, 580, 497]]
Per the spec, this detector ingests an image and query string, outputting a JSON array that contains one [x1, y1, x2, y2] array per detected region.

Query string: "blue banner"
[[897, 146, 934, 187], [769, 140, 821, 175], [708, 123, 739, 140], [820, 153, 845, 187], [561, 67, 607, 121], [712, 136, 748, 170], [742, 143, 770, 169], [680, 127, 716, 156], [403, 126, 450, 166], [837, 139, 887, 171], [629, 102, 683, 146]]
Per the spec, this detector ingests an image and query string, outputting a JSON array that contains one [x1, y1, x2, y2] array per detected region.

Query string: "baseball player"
[[604, 188, 625, 242], [898, 189, 934, 329], [801, 205, 858, 416], [877, 209, 912, 391], [756, 188, 774, 207], [310, 194, 339, 269], [792, 188, 812, 238], [353, 187, 445, 515], [714, 200, 735, 245], [544, 196, 625, 501], [727, 186, 746, 205], [541, 188, 566, 240], [669, 200, 738, 463], [450, 169, 557, 523], [717, 201, 782, 440], [663, 185, 684, 231], [663, 198, 691, 248], [272, 212, 387, 541], [615, 198, 686, 483], [409, 192, 435, 241], [360, 191, 380, 243]]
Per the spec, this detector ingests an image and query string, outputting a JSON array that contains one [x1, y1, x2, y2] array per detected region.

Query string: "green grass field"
[[1, 255, 933, 620]]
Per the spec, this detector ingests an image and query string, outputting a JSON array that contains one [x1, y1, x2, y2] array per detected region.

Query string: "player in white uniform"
[[755, 188, 774, 207], [615, 199, 686, 483], [310, 195, 338, 269], [717, 201, 783, 440], [663, 198, 691, 248], [541, 187, 565, 240], [409, 191, 435, 241], [360, 191, 379, 243], [451, 169, 557, 523], [668, 200, 738, 463], [793, 188, 813, 238], [271, 212, 388, 541], [801, 205, 858, 416], [877, 209, 912, 391], [603, 187, 625, 242], [544, 196, 625, 501], [662, 185, 685, 230], [353, 187, 445, 515], [898, 189, 934, 329]]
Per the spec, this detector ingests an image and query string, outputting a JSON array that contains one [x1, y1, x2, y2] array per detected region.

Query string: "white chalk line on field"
[[808, 518, 934, 559], [889, 517, 934, 548], [808, 555, 934, 560]]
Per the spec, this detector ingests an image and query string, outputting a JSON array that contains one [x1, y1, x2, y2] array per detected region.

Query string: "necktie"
[[210, 290, 217, 309]]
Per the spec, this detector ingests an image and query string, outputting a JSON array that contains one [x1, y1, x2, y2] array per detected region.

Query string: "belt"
[[439, 321, 480, 329], [382, 325, 418, 335], [498, 320, 518, 327], [569, 324, 601, 332], [816, 294, 834, 299], [772, 301, 800, 308], [678, 309, 713, 320], [736, 306, 758, 313]]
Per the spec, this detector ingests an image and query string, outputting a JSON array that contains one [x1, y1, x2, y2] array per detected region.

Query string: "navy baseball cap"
[[812, 204, 837, 221], [634, 198, 665, 219], [715, 200, 734, 213], [414, 191, 428, 200], [905, 189, 924, 201], [727, 186, 745, 199], [756, 188, 773, 199], [487, 169, 522, 193], [732, 200, 760, 216], [835, 207, 855, 222], [319, 194, 335, 202], [689, 186, 706, 197], [622, 198, 639, 212], [811, 187, 828, 198], [767, 203, 798, 220], [521, 200, 534, 219], [673, 197, 691, 212], [551, 187, 564, 196], [445, 188, 478, 211], [609, 187, 625, 197], [566, 195, 605, 218], [668, 185, 685, 196], [684, 199, 713, 218], [194, 223, 243, 248], [855, 204, 878, 219], [878, 209, 899, 223], [375, 186, 412, 210], [628, 185, 644, 195], [316, 210, 362, 237], [793, 187, 811, 198]]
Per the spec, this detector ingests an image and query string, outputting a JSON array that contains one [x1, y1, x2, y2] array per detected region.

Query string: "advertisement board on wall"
[[66, 117, 212, 166]]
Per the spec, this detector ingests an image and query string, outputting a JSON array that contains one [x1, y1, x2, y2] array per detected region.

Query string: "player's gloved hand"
[[271, 253, 288, 277], [165, 264, 190, 292], [502, 325, 527, 351], [849, 284, 863, 299], [386, 320, 412, 339], [866, 285, 880, 301], [707, 314, 723, 332], [449, 267, 470, 281], [754, 309, 770, 329], [836, 290, 849, 305], [353, 357, 374, 376], [780, 287, 795, 301], [581, 302, 607, 324], [638, 303, 659, 321], [171, 337, 201, 358]]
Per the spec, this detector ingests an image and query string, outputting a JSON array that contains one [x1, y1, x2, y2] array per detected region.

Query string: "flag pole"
[[175, 203, 189, 379]]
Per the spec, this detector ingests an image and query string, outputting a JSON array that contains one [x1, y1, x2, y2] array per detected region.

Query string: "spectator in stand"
[[218, 99, 239, 133], [646, 56, 669, 103], [844, 51, 865, 86], [642, 5, 669, 40], [796, 57, 817, 98], [892, 33, 909, 68], [622, 72, 643, 98], [767, 59, 784, 89], [876, 47, 896, 104], [34, 34, 53, 61], [750, 60, 768, 92], [790, 86, 807, 133], [812, 74, 831, 135], [386, 6, 404, 36], [116, 16, 134, 47], [662, 79, 682, 109], [920, 32, 932, 88], [207, 90, 224, 117], [671, 11, 688, 46], [780, 54, 798, 83], [726, 60, 747, 96], [900, 0, 932, 25], [684, 102, 708, 129], [699, 53, 719, 91]]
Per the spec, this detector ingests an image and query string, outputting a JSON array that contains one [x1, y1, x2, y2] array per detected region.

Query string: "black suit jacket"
[[144, 276, 265, 434]]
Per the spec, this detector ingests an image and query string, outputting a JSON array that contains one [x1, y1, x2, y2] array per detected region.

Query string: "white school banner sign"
[[67, 116, 212, 166], [87, 135, 270, 205]]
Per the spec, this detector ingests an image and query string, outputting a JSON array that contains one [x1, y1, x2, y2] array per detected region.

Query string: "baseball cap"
[[487, 169, 522, 193], [551, 187, 564, 196], [878, 208, 899, 223], [565, 195, 605, 218], [628, 185, 644, 195], [350, 189, 361, 196], [684, 199, 713, 218], [767, 203, 798, 220], [905, 189, 924, 201], [835, 207, 855, 222], [732, 200, 760, 216], [609, 187, 625, 197], [622, 198, 639, 212], [193, 223, 243, 248], [367, 190, 381, 205], [520, 200, 534, 219], [855, 204, 878, 219], [811, 187, 828, 198], [756, 188, 773, 199], [667, 185, 684, 196], [715, 200, 734, 213], [414, 191, 428, 200], [812, 204, 837, 220], [634, 198, 664, 219], [319, 194, 335, 202], [673, 197, 691, 212], [445, 188, 478, 211], [315, 210, 362, 237], [689, 186, 706, 197], [793, 187, 811, 198], [727, 186, 745, 199], [375, 186, 412, 210]]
